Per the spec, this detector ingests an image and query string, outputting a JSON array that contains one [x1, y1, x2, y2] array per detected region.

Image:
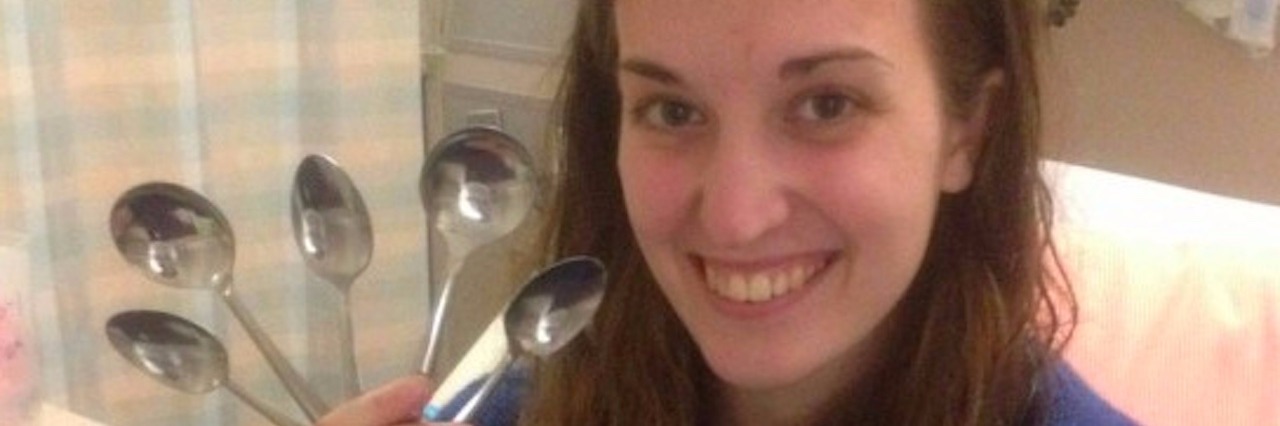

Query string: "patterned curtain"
[[0, 1, 428, 424]]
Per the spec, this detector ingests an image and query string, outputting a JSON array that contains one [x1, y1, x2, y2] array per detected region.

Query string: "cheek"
[[819, 172, 936, 266], [842, 184, 936, 278], [804, 136, 944, 281], [617, 140, 693, 244]]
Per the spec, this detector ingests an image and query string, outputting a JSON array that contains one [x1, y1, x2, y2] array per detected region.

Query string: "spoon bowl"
[[291, 154, 373, 291], [106, 310, 227, 394], [106, 310, 304, 426], [420, 126, 537, 254], [446, 256, 607, 421], [503, 256, 607, 358], [419, 126, 538, 377], [109, 183, 235, 290], [291, 154, 373, 397]]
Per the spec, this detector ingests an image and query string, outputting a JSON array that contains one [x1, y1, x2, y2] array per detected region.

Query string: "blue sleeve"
[[431, 362, 1132, 425], [434, 369, 529, 426], [1045, 363, 1138, 426]]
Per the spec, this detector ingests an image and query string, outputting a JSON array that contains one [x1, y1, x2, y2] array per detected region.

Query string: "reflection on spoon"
[[106, 310, 306, 426], [109, 182, 330, 420]]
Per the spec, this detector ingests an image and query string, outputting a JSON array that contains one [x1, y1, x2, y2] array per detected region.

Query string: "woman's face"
[[615, 0, 989, 400]]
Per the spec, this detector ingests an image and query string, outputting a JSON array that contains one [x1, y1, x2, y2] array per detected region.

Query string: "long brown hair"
[[520, 0, 1075, 424]]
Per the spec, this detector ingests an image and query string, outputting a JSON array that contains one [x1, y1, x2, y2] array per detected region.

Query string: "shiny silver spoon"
[[418, 126, 538, 378], [106, 310, 306, 426], [446, 256, 607, 421], [109, 182, 330, 421], [291, 154, 373, 399]]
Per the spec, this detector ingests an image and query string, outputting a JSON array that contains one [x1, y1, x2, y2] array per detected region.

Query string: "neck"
[[718, 386, 821, 426], [715, 348, 872, 426], [713, 310, 907, 426]]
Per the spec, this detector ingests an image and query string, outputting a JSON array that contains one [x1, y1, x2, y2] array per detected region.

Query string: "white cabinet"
[[1174, 0, 1278, 55], [428, 0, 572, 149]]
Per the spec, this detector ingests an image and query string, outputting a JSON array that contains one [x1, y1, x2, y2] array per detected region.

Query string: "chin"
[[696, 333, 828, 391], [712, 365, 808, 392]]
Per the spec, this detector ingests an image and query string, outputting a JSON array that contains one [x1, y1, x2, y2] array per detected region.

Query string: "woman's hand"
[[317, 375, 466, 426]]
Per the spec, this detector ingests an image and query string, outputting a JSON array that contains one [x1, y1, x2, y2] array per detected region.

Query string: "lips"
[[703, 257, 827, 303]]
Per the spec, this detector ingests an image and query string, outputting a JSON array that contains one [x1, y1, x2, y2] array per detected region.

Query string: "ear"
[[940, 70, 1004, 193]]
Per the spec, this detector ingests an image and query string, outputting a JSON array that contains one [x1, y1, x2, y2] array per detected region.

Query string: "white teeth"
[[771, 271, 788, 297], [728, 274, 749, 302], [705, 260, 823, 304], [748, 275, 771, 302]]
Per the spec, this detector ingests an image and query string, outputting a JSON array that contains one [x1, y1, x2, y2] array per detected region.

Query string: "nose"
[[696, 129, 790, 247]]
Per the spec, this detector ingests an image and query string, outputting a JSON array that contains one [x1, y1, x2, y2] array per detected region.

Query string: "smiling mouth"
[[702, 256, 830, 303]]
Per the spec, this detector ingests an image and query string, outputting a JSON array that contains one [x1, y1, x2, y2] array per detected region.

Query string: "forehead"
[[613, 0, 928, 67]]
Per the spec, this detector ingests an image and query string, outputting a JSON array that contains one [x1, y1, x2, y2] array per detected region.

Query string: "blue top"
[[438, 363, 1135, 425], [1043, 365, 1137, 425]]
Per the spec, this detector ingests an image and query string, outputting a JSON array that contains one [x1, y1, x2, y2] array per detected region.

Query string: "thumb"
[[318, 375, 433, 426]]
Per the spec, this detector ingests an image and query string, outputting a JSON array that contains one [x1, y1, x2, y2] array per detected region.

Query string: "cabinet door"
[[447, 0, 577, 63]]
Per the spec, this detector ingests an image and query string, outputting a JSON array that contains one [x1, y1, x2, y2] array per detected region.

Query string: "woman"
[[321, 0, 1134, 424]]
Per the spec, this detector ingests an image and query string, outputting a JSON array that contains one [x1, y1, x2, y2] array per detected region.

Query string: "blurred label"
[[0, 236, 38, 425]]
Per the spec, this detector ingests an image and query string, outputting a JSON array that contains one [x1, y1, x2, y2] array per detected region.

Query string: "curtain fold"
[[0, 1, 425, 424]]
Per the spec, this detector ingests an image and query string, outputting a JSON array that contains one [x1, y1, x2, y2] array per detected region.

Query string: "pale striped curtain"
[[0, 1, 429, 424]]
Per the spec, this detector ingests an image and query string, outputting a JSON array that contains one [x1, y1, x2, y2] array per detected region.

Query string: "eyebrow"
[[619, 59, 683, 86], [779, 48, 891, 78], [617, 48, 890, 86]]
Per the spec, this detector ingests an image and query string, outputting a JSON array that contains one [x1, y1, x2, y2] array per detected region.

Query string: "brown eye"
[[796, 93, 853, 122], [641, 99, 705, 128]]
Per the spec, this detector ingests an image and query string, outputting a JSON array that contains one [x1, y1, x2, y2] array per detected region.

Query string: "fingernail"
[[422, 404, 442, 420]]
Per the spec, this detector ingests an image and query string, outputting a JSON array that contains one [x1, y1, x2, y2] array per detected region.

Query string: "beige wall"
[[1044, 0, 1280, 205]]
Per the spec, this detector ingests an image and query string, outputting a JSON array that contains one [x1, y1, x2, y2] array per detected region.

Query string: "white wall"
[[1044, 0, 1280, 205]]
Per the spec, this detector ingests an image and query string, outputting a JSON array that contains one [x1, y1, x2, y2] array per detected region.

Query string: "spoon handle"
[[418, 227, 450, 378], [222, 288, 331, 421], [224, 379, 309, 426], [449, 352, 514, 422], [418, 269, 457, 377], [337, 292, 361, 398]]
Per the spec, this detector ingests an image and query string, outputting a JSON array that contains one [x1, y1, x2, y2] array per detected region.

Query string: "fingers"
[[317, 375, 433, 426]]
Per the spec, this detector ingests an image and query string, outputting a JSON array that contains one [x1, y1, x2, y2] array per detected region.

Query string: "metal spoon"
[[418, 126, 538, 378], [106, 310, 306, 426], [109, 182, 330, 421], [447, 256, 607, 421], [291, 154, 373, 399]]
